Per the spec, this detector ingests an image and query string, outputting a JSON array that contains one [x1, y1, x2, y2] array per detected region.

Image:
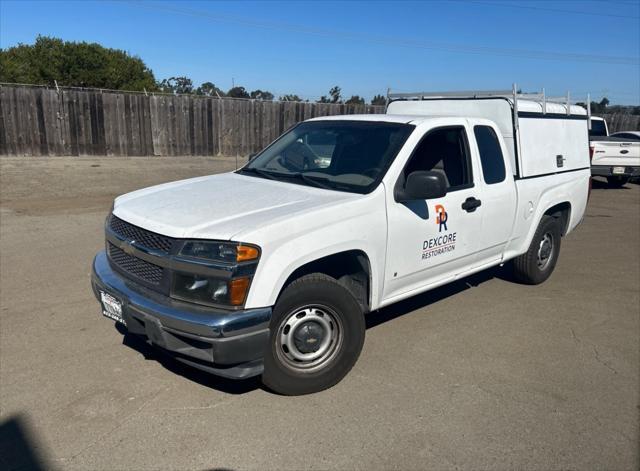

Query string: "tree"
[[0, 35, 157, 91], [250, 89, 274, 100], [345, 95, 365, 105], [371, 94, 386, 106], [158, 76, 193, 94], [576, 97, 611, 114], [329, 86, 342, 104], [196, 82, 225, 97], [279, 94, 303, 102], [317, 86, 342, 104], [227, 86, 250, 99]]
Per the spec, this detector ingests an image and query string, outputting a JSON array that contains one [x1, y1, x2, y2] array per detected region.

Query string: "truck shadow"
[[116, 266, 510, 395], [591, 177, 632, 190], [366, 265, 508, 330]]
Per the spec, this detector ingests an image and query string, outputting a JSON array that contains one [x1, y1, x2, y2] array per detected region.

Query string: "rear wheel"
[[607, 176, 629, 188], [512, 215, 562, 285], [262, 273, 365, 395]]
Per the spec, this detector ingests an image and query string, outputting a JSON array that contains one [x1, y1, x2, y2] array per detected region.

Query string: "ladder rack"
[[386, 84, 592, 127]]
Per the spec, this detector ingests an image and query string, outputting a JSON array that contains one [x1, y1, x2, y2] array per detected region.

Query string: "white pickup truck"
[[92, 87, 591, 395], [589, 118, 640, 187]]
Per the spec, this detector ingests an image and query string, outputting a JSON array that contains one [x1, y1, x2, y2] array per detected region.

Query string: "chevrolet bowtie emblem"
[[123, 240, 136, 255]]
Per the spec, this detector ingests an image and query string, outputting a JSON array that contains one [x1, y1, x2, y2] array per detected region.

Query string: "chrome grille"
[[108, 242, 163, 285], [109, 215, 174, 253]]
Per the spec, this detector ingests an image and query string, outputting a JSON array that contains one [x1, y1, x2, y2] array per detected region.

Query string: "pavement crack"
[[592, 345, 618, 375], [161, 397, 238, 412], [570, 327, 618, 375], [63, 386, 169, 463]]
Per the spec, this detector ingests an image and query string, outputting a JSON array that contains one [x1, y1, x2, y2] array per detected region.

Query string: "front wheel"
[[512, 215, 562, 285], [262, 273, 365, 395], [607, 176, 629, 188]]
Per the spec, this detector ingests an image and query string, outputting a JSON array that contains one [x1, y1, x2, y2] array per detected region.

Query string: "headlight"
[[172, 273, 251, 307], [173, 240, 260, 308], [179, 241, 260, 263]]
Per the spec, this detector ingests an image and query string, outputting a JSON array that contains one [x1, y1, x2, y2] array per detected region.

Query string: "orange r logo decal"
[[435, 204, 448, 232]]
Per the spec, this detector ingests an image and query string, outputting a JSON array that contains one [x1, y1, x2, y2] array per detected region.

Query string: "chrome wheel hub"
[[276, 305, 343, 373], [537, 232, 554, 270]]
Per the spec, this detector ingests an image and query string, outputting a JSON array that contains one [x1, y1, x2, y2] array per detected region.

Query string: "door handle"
[[461, 197, 482, 212]]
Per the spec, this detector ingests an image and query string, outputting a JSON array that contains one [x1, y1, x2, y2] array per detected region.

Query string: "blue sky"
[[1, 0, 639, 104]]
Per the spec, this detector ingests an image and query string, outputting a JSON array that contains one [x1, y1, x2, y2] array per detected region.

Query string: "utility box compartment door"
[[517, 117, 589, 177]]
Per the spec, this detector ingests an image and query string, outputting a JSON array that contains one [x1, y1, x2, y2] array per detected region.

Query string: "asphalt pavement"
[[1, 157, 638, 470]]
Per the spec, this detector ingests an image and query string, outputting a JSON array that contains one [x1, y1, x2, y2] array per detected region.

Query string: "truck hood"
[[113, 172, 360, 240]]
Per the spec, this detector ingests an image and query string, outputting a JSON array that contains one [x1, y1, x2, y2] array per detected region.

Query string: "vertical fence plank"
[[0, 87, 9, 155]]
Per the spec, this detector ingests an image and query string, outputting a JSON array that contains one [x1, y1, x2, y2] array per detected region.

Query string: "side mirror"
[[395, 171, 447, 202], [247, 152, 257, 162]]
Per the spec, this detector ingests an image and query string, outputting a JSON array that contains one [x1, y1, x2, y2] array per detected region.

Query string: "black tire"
[[512, 215, 562, 285], [262, 273, 365, 395], [607, 176, 629, 188]]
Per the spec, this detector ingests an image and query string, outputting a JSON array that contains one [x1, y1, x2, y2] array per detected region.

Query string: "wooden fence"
[[0, 85, 384, 157], [0, 84, 638, 157], [600, 113, 640, 135]]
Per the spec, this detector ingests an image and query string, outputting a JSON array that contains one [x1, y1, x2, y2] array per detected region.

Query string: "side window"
[[474, 125, 506, 184], [404, 126, 473, 190]]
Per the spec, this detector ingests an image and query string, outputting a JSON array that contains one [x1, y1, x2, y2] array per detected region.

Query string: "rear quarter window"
[[474, 125, 506, 185]]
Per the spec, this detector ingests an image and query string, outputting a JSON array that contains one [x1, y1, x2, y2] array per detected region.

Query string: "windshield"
[[240, 120, 415, 193], [589, 120, 608, 138]]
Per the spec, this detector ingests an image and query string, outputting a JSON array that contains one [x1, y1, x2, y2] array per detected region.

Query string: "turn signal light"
[[229, 277, 251, 305], [237, 244, 260, 262]]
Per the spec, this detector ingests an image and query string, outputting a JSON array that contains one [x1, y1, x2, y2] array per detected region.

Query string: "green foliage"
[[576, 98, 611, 114], [317, 86, 342, 104], [606, 105, 640, 115], [345, 95, 365, 105], [250, 89, 274, 100], [227, 86, 250, 98], [279, 94, 303, 102], [329, 86, 341, 104], [196, 82, 225, 97], [159, 76, 193, 94], [0, 35, 157, 91], [371, 94, 386, 106]]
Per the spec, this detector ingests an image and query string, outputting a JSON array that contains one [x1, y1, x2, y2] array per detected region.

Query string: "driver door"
[[382, 124, 483, 302]]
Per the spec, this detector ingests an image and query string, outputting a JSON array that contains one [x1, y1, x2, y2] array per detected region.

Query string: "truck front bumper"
[[91, 251, 272, 379], [591, 165, 640, 178]]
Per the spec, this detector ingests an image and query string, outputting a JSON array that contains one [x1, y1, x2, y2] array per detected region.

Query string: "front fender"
[[241, 188, 388, 309]]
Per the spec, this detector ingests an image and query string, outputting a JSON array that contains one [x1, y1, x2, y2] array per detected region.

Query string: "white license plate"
[[613, 166, 626, 174], [100, 291, 125, 325]]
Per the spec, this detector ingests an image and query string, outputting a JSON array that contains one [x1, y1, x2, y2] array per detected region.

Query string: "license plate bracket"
[[100, 290, 126, 325]]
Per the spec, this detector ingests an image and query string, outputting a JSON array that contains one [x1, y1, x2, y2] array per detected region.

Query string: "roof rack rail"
[[386, 84, 590, 121]]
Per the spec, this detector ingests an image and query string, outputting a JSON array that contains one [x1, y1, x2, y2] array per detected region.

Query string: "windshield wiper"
[[242, 167, 342, 191], [240, 167, 279, 181], [291, 173, 335, 190]]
